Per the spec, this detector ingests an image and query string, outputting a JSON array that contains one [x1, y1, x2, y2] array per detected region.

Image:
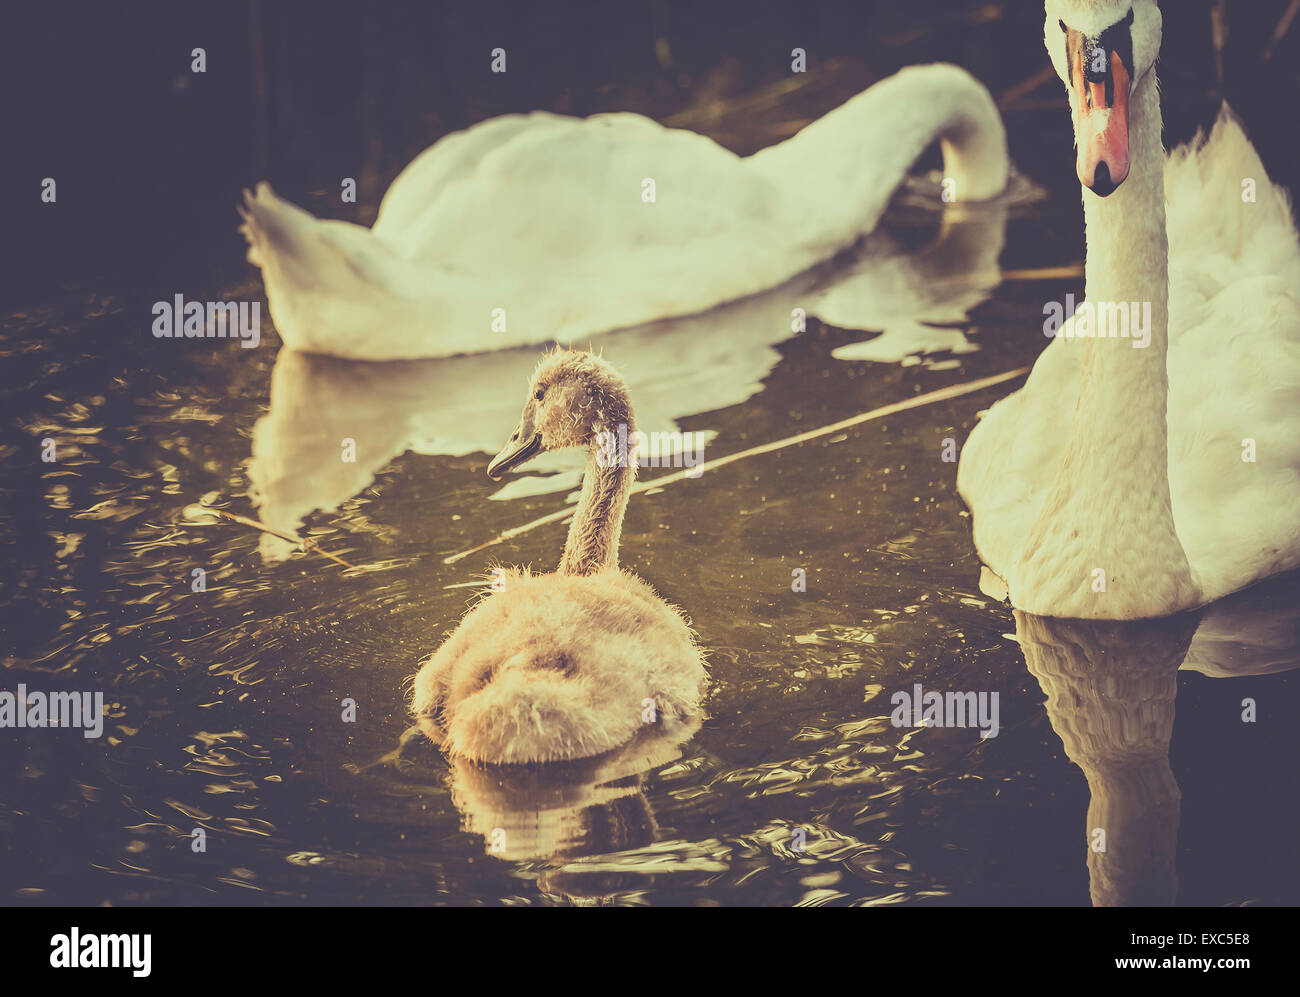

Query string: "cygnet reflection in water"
[[445, 719, 702, 903]]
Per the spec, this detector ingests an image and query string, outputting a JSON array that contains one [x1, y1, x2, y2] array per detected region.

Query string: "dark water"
[[3, 0, 1299, 906]]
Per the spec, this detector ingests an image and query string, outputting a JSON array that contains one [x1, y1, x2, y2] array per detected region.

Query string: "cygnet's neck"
[[558, 416, 637, 576]]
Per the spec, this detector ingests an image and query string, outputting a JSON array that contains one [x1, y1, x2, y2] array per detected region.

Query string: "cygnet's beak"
[[487, 409, 542, 480]]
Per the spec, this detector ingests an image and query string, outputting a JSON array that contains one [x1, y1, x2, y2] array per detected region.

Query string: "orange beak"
[[1069, 45, 1131, 196]]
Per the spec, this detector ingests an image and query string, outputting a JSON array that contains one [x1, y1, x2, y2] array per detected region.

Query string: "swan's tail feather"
[[236, 188, 264, 267], [238, 182, 383, 292], [239, 182, 305, 273], [236, 181, 423, 355]]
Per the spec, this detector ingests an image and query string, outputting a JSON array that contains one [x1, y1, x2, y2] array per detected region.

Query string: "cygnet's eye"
[[534, 388, 545, 401]]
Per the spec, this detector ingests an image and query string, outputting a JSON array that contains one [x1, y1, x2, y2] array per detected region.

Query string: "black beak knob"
[[1091, 162, 1116, 197]]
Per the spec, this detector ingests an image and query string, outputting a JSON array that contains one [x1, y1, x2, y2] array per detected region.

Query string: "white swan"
[[958, 0, 1300, 620], [247, 203, 1012, 557], [238, 64, 1007, 360]]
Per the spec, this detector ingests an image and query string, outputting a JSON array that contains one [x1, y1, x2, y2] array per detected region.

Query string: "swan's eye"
[[1059, 18, 1067, 32]]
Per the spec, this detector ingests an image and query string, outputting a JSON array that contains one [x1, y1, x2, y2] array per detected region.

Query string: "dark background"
[[4, 0, 1299, 306]]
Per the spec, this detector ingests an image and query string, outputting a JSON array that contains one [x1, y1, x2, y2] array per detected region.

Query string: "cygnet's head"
[[487, 349, 632, 480]]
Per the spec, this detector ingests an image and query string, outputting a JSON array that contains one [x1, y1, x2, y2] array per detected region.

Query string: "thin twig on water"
[[208, 509, 357, 570]]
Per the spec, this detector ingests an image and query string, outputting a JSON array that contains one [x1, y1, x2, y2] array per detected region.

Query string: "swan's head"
[[487, 349, 632, 480], [1044, 0, 1162, 195]]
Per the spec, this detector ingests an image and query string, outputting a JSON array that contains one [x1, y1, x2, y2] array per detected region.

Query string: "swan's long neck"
[[1076, 74, 1170, 475], [1016, 71, 1199, 618], [558, 417, 636, 576], [746, 64, 1008, 240]]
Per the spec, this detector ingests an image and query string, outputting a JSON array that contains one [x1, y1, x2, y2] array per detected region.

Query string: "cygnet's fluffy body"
[[412, 350, 706, 764]]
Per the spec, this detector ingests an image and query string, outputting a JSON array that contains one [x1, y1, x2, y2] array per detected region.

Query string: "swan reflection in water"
[[246, 191, 1012, 559], [1017, 572, 1300, 906]]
